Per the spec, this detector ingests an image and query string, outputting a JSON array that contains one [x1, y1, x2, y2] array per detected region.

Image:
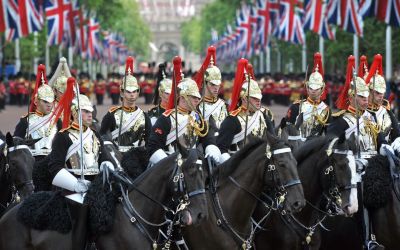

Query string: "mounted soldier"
[[100, 56, 151, 153], [147, 62, 172, 125], [49, 57, 72, 107], [217, 58, 275, 163], [194, 46, 228, 132], [47, 77, 114, 249], [327, 55, 394, 160], [364, 54, 400, 155], [285, 52, 330, 139], [147, 56, 221, 166], [13, 65, 61, 161]]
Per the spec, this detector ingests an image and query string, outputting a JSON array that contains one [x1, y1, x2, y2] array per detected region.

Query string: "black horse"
[[319, 153, 400, 250], [277, 116, 305, 151], [0, 150, 208, 250], [253, 136, 359, 250], [182, 133, 305, 249], [0, 133, 36, 216]]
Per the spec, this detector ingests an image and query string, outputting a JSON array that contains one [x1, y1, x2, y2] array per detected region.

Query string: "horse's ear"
[[6, 132, 13, 147], [279, 117, 287, 129], [295, 113, 303, 130], [25, 138, 41, 147], [266, 131, 278, 145]]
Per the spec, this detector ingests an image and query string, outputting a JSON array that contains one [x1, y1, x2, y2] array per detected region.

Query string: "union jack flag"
[[74, 6, 88, 59], [5, 0, 43, 40], [327, 0, 341, 25], [255, 0, 279, 48], [376, 0, 400, 27], [358, 0, 375, 18], [88, 17, 100, 60], [303, 0, 335, 40], [45, 0, 71, 46], [278, 0, 305, 45], [340, 0, 363, 36]]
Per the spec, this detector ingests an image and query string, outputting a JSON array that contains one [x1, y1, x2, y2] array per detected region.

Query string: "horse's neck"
[[298, 154, 326, 222], [217, 150, 265, 229], [128, 167, 171, 234]]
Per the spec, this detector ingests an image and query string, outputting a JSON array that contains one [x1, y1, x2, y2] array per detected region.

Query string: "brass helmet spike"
[[41, 71, 46, 85]]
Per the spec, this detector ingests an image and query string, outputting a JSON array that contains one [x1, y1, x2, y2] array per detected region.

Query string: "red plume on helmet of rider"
[[229, 58, 248, 112], [193, 46, 217, 90], [336, 55, 356, 110], [167, 56, 184, 110], [358, 55, 369, 79], [29, 64, 52, 113], [51, 77, 76, 129]]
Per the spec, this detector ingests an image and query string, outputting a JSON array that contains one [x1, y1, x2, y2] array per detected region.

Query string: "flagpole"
[[259, 51, 264, 74], [15, 39, 21, 73], [58, 45, 62, 58], [353, 34, 359, 67], [319, 36, 324, 68], [33, 32, 38, 74], [45, 43, 50, 72], [68, 46, 74, 67], [302, 37, 307, 72], [266, 46, 271, 73], [386, 25, 392, 82]]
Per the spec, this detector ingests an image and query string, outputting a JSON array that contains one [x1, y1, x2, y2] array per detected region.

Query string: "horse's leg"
[[0, 204, 32, 250]]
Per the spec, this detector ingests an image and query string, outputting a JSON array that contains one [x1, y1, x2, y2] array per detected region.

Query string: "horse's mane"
[[216, 137, 268, 179], [293, 136, 329, 164], [132, 149, 198, 186], [121, 147, 148, 180]]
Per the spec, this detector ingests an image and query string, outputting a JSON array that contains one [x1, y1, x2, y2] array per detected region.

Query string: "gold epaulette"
[[109, 106, 121, 113], [163, 109, 174, 117], [293, 99, 304, 105], [60, 126, 71, 132], [229, 107, 242, 116], [332, 110, 346, 117], [382, 99, 391, 110], [21, 112, 30, 118]]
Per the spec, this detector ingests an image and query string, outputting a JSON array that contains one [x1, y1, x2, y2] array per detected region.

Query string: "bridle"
[[279, 138, 356, 246], [3, 143, 34, 206], [106, 153, 206, 249], [208, 144, 301, 250]]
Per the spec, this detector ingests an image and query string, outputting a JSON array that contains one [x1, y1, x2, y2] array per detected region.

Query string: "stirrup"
[[367, 240, 385, 250]]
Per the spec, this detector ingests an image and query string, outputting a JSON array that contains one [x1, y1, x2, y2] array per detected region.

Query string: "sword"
[[352, 67, 361, 159], [117, 68, 128, 149], [243, 71, 251, 146], [26, 63, 33, 139], [73, 81, 85, 181], [297, 64, 309, 131]]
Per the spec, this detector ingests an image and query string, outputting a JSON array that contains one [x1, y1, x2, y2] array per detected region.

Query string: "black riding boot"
[[67, 200, 89, 250]]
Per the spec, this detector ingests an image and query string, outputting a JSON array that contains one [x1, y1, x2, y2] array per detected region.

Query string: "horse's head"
[[171, 150, 208, 226], [279, 123, 303, 151], [264, 132, 305, 214], [4, 132, 36, 200], [320, 136, 359, 216]]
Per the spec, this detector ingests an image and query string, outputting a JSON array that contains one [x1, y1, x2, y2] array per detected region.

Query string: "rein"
[[105, 154, 205, 249], [208, 145, 301, 250], [278, 143, 355, 246], [3, 143, 34, 205]]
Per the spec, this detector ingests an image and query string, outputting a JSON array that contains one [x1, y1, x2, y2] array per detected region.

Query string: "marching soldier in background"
[[327, 55, 393, 159], [147, 63, 172, 125], [49, 57, 72, 106], [94, 73, 106, 105], [194, 46, 228, 132], [108, 73, 121, 105], [79, 72, 93, 98], [48, 77, 114, 249], [14, 65, 61, 160], [285, 52, 330, 139], [217, 58, 275, 163], [147, 56, 221, 166], [364, 54, 400, 154], [100, 56, 151, 152]]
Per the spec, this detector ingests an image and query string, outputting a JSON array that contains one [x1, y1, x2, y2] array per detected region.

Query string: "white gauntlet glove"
[[391, 137, 400, 154], [205, 145, 222, 164], [100, 161, 115, 172], [380, 144, 395, 156]]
